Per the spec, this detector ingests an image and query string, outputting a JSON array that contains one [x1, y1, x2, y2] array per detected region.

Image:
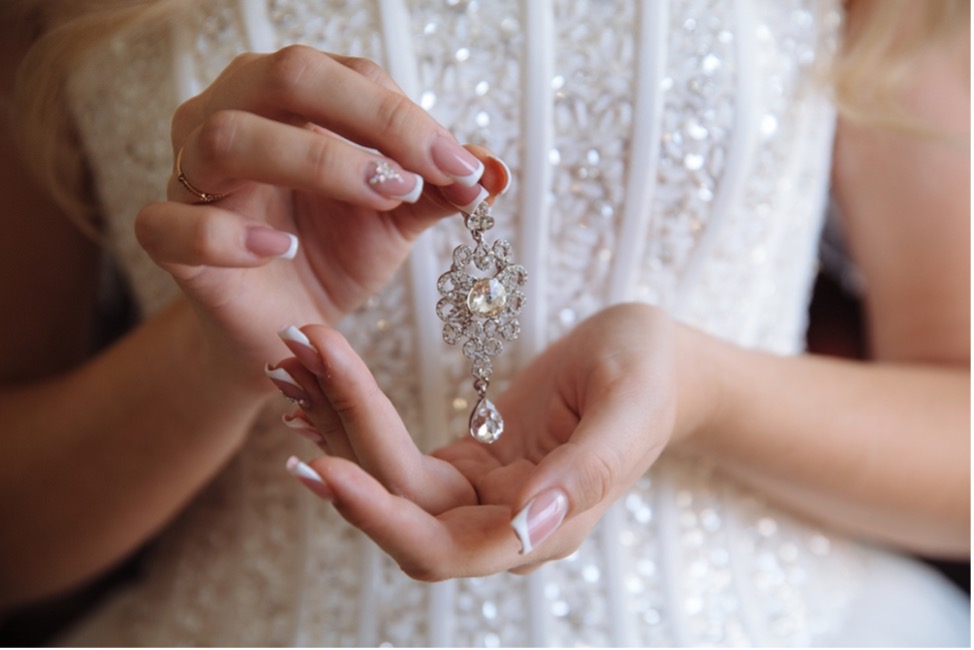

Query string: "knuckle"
[[373, 91, 415, 141], [327, 376, 384, 419], [227, 51, 260, 72], [306, 137, 339, 182], [265, 44, 321, 97], [188, 213, 223, 261], [577, 446, 622, 508], [342, 56, 387, 83], [196, 110, 242, 165], [171, 98, 202, 148]]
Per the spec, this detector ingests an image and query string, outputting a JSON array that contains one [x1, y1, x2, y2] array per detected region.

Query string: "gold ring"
[[175, 146, 230, 203]]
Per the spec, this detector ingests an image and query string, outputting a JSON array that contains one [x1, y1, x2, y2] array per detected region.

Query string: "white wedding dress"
[[61, 0, 969, 645]]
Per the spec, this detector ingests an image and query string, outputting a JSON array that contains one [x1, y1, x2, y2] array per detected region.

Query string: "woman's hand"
[[135, 46, 507, 389], [274, 303, 707, 579]]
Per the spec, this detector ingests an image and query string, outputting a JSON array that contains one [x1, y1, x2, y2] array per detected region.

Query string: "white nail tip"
[[510, 504, 533, 555], [285, 456, 324, 484], [391, 174, 424, 203], [264, 364, 301, 388], [278, 325, 313, 348], [452, 159, 485, 187], [458, 186, 490, 214], [277, 233, 299, 260]]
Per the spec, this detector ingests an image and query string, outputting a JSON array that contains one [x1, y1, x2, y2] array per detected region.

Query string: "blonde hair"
[[834, 0, 970, 133], [8, 0, 970, 232], [8, 0, 184, 235]]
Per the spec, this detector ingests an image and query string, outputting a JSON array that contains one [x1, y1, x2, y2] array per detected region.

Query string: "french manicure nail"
[[510, 488, 569, 555], [487, 155, 513, 195], [246, 227, 299, 260], [285, 455, 333, 500], [439, 183, 489, 215], [282, 412, 326, 444], [278, 325, 313, 349], [366, 160, 424, 203], [457, 186, 489, 214], [277, 326, 326, 375], [431, 136, 484, 187], [264, 364, 309, 406]]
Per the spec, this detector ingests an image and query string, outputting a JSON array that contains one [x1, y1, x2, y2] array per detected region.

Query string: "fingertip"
[[280, 232, 300, 259], [286, 455, 334, 500], [485, 155, 512, 196], [510, 487, 569, 555], [440, 183, 489, 214], [278, 325, 328, 376]]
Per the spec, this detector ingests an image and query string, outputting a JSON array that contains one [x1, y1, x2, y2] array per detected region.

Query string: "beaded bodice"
[[66, 0, 867, 645]]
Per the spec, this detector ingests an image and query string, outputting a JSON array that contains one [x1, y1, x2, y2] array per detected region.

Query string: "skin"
[[0, 38, 505, 607], [0, 0, 968, 607]]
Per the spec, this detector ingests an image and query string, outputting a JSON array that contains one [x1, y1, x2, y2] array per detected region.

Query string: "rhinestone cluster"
[[437, 201, 526, 443]]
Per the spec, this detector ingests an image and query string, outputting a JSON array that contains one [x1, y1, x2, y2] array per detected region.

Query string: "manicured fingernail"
[[366, 160, 424, 203], [487, 155, 513, 195], [264, 364, 309, 406], [246, 227, 299, 260], [278, 326, 326, 375], [286, 456, 333, 500], [282, 412, 326, 444], [431, 136, 484, 186], [459, 186, 489, 214], [441, 184, 489, 215], [510, 488, 569, 555]]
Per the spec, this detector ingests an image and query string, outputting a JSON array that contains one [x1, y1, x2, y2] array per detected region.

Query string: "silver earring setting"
[[436, 200, 526, 444]]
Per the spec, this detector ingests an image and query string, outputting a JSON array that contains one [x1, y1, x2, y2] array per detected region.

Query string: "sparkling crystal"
[[453, 244, 473, 267], [473, 243, 493, 270], [472, 357, 493, 380], [467, 278, 507, 317], [483, 337, 503, 357], [462, 339, 481, 359], [469, 397, 503, 443], [443, 322, 463, 344]]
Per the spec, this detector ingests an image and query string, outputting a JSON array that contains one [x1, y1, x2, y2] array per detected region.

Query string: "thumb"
[[508, 439, 622, 555], [509, 393, 669, 555]]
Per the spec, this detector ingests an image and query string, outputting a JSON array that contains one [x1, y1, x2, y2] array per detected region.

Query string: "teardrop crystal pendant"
[[436, 200, 526, 444], [469, 397, 504, 444]]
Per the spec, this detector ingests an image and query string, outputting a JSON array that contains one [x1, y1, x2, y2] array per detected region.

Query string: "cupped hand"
[[276, 303, 695, 580], [134, 46, 508, 386]]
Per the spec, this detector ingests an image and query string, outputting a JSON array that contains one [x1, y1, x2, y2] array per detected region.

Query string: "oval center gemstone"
[[466, 278, 507, 317]]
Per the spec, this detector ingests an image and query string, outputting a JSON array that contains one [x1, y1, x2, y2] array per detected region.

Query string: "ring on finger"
[[175, 146, 230, 203]]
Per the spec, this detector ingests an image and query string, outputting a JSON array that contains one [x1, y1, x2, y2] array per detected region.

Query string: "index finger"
[[199, 46, 485, 188]]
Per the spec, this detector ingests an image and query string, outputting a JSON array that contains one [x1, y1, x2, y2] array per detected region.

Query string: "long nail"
[[278, 326, 326, 375], [510, 488, 569, 555], [282, 412, 326, 444], [366, 160, 424, 203], [431, 136, 484, 187], [440, 184, 489, 215], [246, 227, 299, 260], [264, 364, 309, 407], [285, 456, 333, 500]]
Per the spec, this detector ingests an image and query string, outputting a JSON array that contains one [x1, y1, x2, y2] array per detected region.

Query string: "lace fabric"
[[62, 0, 966, 646]]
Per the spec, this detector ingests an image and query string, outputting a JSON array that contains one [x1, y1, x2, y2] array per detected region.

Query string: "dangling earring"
[[436, 199, 527, 443]]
